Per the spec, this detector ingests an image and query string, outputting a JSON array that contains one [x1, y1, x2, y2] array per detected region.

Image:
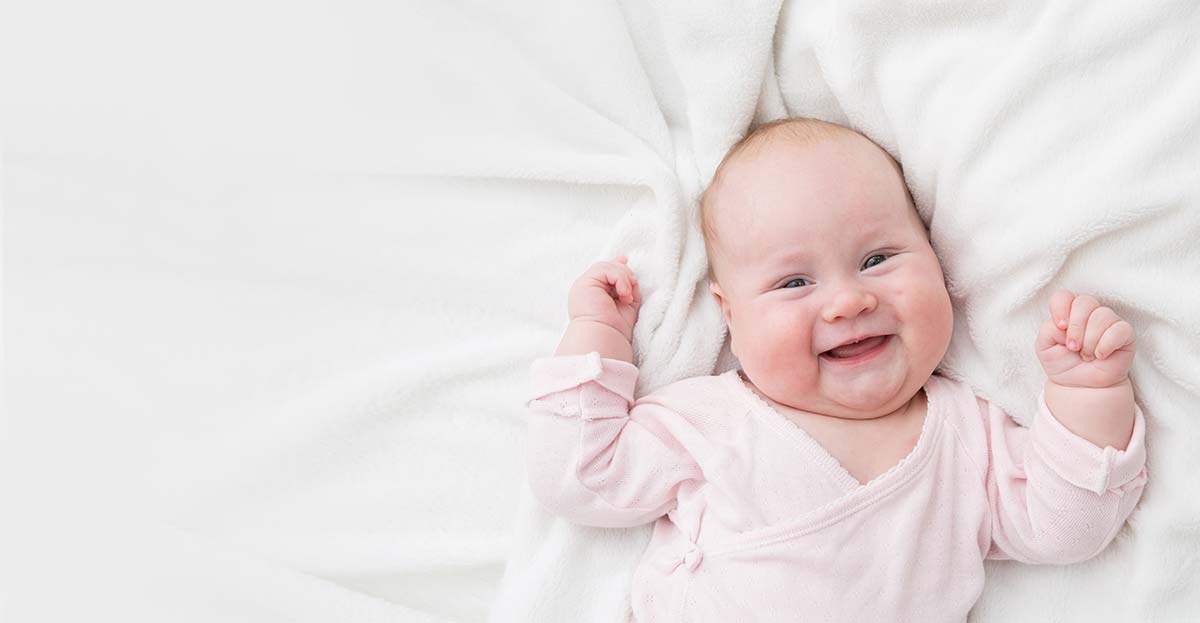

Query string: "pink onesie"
[[525, 352, 1148, 622]]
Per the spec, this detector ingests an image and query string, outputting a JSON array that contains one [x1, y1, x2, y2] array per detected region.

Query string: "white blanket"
[[3, 1, 1197, 622], [492, 1, 1200, 621]]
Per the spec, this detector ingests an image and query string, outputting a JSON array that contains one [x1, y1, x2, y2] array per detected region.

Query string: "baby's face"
[[708, 133, 953, 420]]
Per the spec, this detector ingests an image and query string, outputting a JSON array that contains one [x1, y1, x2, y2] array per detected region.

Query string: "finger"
[[631, 280, 642, 307], [590, 261, 638, 303], [1080, 307, 1119, 361], [617, 262, 638, 292], [623, 274, 636, 303], [620, 271, 638, 304], [590, 261, 624, 284], [1035, 317, 1065, 353], [588, 263, 623, 296], [1066, 294, 1100, 351], [597, 259, 635, 278], [610, 269, 633, 303], [1095, 320, 1135, 359], [1049, 290, 1074, 330]]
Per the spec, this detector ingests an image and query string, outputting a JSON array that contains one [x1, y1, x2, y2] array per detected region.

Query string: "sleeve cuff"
[[527, 351, 640, 405], [1031, 388, 1148, 495]]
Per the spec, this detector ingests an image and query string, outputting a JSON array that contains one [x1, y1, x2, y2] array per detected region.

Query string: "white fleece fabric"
[[4, 1, 1198, 622], [494, 1, 1200, 622]]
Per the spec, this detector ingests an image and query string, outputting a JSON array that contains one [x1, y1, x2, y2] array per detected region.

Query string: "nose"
[[821, 284, 878, 323]]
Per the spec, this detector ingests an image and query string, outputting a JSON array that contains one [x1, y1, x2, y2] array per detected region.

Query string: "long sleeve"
[[982, 388, 1148, 564], [524, 352, 704, 528]]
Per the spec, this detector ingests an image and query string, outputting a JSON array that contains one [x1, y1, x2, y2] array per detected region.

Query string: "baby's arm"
[[526, 257, 701, 528], [984, 290, 1147, 563], [980, 392, 1147, 564]]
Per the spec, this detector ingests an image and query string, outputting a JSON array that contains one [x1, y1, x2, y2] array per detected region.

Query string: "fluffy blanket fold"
[[491, 1, 1200, 621], [6, 1, 1197, 621]]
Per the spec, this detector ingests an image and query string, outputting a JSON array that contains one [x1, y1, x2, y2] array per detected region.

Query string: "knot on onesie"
[[655, 541, 704, 574], [680, 544, 703, 571]]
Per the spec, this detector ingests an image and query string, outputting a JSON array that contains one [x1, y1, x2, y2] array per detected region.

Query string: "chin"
[[823, 367, 911, 415]]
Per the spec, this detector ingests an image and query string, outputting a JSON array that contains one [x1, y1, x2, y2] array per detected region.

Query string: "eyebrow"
[[762, 228, 891, 272], [765, 249, 816, 270]]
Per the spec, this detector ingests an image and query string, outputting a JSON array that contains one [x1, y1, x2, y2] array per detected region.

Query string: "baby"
[[526, 118, 1147, 622]]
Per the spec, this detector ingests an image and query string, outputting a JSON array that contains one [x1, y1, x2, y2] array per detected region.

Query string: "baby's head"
[[701, 118, 953, 420]]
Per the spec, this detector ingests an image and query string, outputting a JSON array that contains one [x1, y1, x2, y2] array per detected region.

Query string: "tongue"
[[828, 335, 887, 359]]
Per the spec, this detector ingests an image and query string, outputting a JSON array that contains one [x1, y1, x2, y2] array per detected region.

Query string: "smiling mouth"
[[821, 335, 892, 362]]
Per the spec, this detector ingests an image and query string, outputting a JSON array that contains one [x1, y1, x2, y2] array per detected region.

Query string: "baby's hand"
[[1035, 290, 1136, 389], [566, 256, 642, 342]]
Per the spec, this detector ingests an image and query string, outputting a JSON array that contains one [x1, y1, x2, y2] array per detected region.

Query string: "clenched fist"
[[567, 256, 642, 342], [1036, 290, 1136, 389]]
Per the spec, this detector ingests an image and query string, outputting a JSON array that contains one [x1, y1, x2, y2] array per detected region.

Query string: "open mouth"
[[820, 335, 892, 363]]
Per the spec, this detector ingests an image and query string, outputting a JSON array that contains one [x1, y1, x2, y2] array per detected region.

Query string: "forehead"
[[710, 133, 914, 265]]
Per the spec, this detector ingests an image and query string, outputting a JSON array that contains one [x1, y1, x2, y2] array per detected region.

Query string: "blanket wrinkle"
[[495, 1, 1200, 621]]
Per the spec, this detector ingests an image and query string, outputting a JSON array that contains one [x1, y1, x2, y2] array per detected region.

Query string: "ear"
[[710, 281, 739, 358], [709, 281, 733, 325]]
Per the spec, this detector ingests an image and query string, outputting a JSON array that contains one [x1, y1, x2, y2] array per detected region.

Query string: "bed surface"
[[4, 1, 1198, 621]]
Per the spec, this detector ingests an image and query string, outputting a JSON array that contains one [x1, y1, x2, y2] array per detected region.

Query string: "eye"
[[862, 254, 888, 270], [781, 278, 809, 289]]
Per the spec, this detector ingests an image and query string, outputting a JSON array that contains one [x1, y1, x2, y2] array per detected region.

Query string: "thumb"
[[1035, 317, 1065, 354]]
